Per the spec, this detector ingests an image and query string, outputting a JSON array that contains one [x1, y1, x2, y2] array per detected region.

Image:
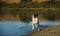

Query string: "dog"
[[32, 14, 40, 31]]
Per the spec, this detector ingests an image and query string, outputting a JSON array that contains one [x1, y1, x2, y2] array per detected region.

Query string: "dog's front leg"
[[32, 23, 35, 31]]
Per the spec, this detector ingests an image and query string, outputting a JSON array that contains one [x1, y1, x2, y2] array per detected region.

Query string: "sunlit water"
[[0, 21, 60, 36]]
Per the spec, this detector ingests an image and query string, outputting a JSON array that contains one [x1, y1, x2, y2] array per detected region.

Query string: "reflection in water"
[[0, 21, 60, 36]]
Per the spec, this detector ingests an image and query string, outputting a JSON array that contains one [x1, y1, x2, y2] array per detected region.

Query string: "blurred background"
[[0, 0, 60, 22]]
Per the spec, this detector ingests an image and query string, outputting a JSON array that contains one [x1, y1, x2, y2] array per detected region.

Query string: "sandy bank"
[[27, 25, 60, 36]]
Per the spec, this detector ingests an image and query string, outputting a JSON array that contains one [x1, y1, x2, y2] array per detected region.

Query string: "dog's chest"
[[32, 18, 38, 24]]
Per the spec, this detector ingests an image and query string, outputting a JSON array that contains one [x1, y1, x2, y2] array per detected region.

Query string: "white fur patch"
[[32, 17, 38, 24]]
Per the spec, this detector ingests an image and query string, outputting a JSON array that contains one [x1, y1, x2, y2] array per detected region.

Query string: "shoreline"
[[26, 25, 60, 36], [0, 14, 60, 22]]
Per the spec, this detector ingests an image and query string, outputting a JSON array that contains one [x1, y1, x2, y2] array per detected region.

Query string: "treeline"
[[0, 8, 60, 22], [0, 1, 60, 22], [0, 1, 60, 8], [19, 8, 60, 22]]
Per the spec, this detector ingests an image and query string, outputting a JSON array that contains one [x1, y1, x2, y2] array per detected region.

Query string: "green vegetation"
[[0, 1, 60, 8], [0, 1, 60, 22], [0, 8, 60, 22]]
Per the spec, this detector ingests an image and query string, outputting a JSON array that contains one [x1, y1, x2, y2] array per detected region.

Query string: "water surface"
[[0, 21, 60, 36]]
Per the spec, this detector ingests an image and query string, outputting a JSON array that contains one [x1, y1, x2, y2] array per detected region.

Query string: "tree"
[[20, 0, 32, 3], [49, 0, 56, 4], [20, 0, 32, 8]]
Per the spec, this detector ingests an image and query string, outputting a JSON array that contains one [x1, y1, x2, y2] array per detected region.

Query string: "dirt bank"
[[0, 14, 20, 21], [27, 25, 60, 36]]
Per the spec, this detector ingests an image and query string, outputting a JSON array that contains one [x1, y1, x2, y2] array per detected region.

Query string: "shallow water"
[[0, 21, 60, 36]]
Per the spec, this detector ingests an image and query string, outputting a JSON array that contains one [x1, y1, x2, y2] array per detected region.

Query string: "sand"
[[27, 25, 60, 36]]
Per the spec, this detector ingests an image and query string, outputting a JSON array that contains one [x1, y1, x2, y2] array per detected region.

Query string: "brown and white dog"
[[32, 14, 40, 31]]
